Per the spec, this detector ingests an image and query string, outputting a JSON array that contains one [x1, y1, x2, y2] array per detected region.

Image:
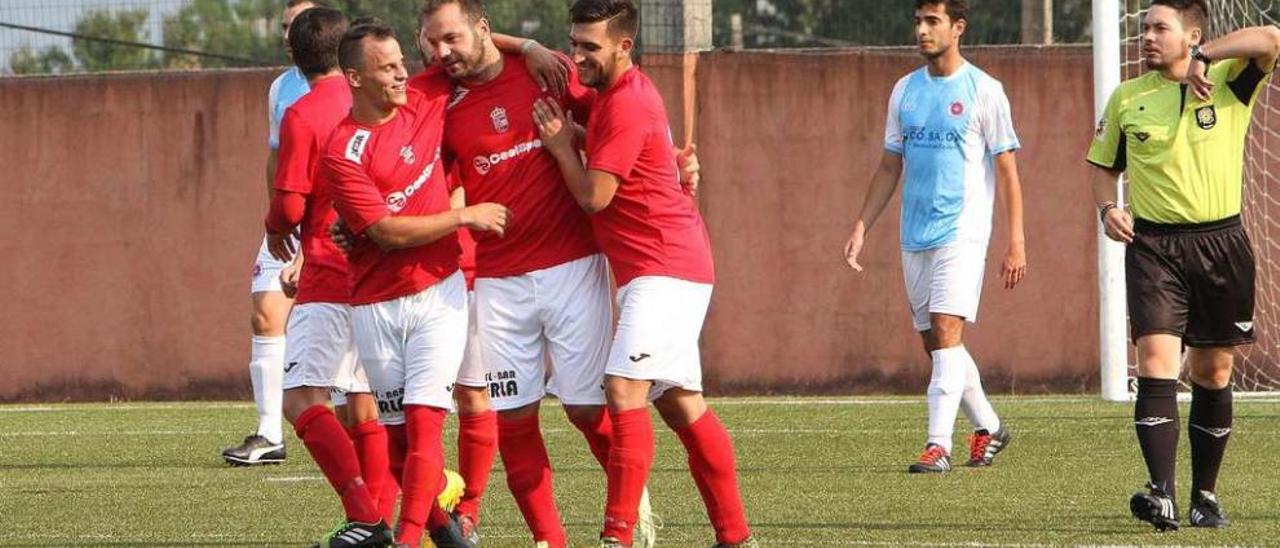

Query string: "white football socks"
[[925, 346, 968, 453], [249, 335, 286, 445], [958, 347, 1001, 434]]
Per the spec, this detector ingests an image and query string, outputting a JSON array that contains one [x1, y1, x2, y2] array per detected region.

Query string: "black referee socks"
[[1135, 377, 1180, 495], [1190, 382, 1233, 494]]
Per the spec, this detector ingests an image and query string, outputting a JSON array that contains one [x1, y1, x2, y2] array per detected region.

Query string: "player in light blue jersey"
[[844, 0, 1027, 474], [222, 0, 318, 467]]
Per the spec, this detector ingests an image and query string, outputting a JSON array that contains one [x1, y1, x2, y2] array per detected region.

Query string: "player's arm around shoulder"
[[533, 96, 620, 213]]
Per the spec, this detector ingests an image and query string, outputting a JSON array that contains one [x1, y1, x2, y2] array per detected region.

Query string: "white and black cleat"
[[313, 520, 393, 548], [221, 434, 285, 466], [1130, 482, 1179, 532], [1188, 490, 1231, 528], [966, 427, 1012, 467], [907, 444, 951, 474]]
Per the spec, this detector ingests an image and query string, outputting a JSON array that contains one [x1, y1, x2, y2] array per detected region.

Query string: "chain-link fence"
[[1, 0, 1096, 75]]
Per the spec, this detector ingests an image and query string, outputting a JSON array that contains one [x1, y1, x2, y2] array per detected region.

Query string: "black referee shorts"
[[1126, 215, 1256, 348]]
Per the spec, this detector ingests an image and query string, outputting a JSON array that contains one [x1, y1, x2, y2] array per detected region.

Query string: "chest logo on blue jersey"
[[949, 100, 966, 117], [490, 106, 510, 133], [1195, 105, 1217, 130], [399, 145, 416, 165]]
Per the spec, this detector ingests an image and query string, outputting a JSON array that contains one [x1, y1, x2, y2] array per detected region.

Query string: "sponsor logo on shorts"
[[486, 370, 518, 399], [284, 361, 298, 373], [1235, 321, 1254, 333], [473, 139, 543, 176], [376, 387, 405, 415], [628, 353, 651, 363], [345, 129, 371, 164], [252, 263, 263, 278]]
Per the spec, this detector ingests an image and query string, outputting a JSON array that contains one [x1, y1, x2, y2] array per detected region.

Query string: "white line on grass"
[[0, 430, 230, 437], [265, 476, 323, 482]]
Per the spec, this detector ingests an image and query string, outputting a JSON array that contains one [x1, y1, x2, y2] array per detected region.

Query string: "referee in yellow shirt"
[[1087, 0, 1280, 532]]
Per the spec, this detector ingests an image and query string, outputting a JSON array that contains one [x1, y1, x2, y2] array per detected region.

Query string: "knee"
[[563, 405, 605, 428], [498, 402, 540, 423], [928, 316, 964, 349], [1189, 352, 1234, 389], [453, 385, 492, 415], [605, 376, 651, 412], [250, 310, 284, 337], [283, 388, 323, 424]]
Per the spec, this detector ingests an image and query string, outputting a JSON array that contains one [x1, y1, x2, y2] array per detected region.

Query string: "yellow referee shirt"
[[1087, 58, 1273, 224]]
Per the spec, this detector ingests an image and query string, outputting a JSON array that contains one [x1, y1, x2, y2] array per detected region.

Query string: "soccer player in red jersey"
[[261, 8, 397, 548], [533, 1, 755, 547], [322, 19, 508, 548], [416, 2, 622, 546]]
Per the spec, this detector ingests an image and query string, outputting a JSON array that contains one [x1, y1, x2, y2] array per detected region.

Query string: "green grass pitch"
[[1, 396, 1278, 546]]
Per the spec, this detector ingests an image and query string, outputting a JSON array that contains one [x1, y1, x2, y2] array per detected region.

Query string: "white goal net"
[[1115, 1, 1280, 394]]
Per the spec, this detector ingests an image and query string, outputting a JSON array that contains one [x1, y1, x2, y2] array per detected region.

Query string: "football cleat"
[[634, 487, 661, 548], [1188, 490, 1231, 528], [1130, 482, 1179, 532], [221, 434, 285, 466], [312, 520, 393, 548], [907, 444, 951, 473], [966, 427, 1012, 467], [429, 513, 476, 548], [453, 512, 480, 545], [599, 537, 627, 548]]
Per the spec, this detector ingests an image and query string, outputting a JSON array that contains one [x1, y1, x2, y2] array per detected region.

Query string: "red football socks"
[[499, 412, 567, 546], [602, 408, 654, 544], [348, 419, 398, 524], [455, 409, 499, 523], [395, 405, 450, 547], [294, 405, 381, 524], [569, 407, 614, 469], [675, 410, 751, 544]]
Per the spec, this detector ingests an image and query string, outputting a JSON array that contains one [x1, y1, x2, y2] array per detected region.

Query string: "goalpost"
[[1096, 0, 1280, 400]]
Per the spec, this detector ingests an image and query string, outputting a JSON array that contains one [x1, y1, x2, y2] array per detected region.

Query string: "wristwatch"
[[1190, 44, 1212, 65]]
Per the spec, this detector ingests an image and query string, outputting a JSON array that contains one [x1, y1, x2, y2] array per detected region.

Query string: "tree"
[[162, 0, 284, 69], [8, 46, 75, 75], [71, 8, 158, 71]]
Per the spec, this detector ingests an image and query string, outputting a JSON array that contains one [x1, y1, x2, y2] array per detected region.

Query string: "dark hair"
[[914, 0, 968, 22], [421, 0, 488, 25], [1151, 0, 1209, 30], [288, 7, 347, 77], [570, 0, 639, 39], [338, 19, 396, 71]]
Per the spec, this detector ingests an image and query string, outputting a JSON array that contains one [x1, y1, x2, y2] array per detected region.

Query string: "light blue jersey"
[[268, 67, 311, 150], [884, 62, 1020, 251]]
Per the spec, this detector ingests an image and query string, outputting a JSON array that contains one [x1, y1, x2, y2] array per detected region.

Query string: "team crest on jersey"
[[490, 106, 510, 133], [949, 100, 965, 117], [474, 155, 492, 175], [1195, 105, 1217, 130], [399, 145, 416, 165]]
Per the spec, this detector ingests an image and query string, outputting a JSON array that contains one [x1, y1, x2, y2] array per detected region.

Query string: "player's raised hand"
[[532, 98, 573, 153], [1001, 242, 1027, 289], [844, 223, 867, 272], [460, 202, 510, 237], [266, 231, 297, 262], [676, 143, 701, 196], [523, 42, 568, 95], [1184, 58, 1214, 101], [1102, 207, 1135, 244], [328, 219, 356, 255]]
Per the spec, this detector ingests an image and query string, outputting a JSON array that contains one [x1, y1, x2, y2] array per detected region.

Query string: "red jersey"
[[446, 168, 477, 290], [439, 52, 599, 278], [585, 67, 715, 287], [321, 76, 459, 305], [273, 75, 353, 304]]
